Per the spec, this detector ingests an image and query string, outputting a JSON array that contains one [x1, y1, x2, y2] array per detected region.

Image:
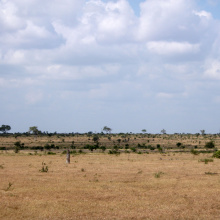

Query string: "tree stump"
[[66, 149, 70, 164]]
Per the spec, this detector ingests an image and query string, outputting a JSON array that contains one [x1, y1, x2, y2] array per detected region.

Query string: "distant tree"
[[103, 126, 112, 134], [142, 129, 147, 133], [200, 130, 205, 135], [161, 129, 166, 134], [29, 126, 41, 135], [0, 125, 11, 133]]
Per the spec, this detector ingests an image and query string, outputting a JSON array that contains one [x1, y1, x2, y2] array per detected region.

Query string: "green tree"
[[142, 129, 147, 133], [200, 130, 205, 135], [0, 125, 11, 133], [29, 126, 41, 135], [161, 129, 166, 134], [103, 126, 112, 134]]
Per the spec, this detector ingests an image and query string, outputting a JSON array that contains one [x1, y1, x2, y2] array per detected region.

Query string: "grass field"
[[0, 151, 220, 219]]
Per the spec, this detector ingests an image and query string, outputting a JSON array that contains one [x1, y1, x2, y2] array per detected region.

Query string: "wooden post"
[[66, 149, 70, 164]]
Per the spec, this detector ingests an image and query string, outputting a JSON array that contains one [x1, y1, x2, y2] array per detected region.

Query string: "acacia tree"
[[161, 129, 166, 134], [142, 129, 147, 133], [103, 126, 112, 134], [0, 125, 11, 133], [29, 126, 41, 135], [200, 130, 205, 135]]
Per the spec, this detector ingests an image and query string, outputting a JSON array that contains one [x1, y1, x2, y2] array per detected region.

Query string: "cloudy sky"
[[1, 0, 220, 134]]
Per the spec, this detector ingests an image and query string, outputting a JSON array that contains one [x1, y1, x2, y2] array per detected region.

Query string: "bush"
[[14, 147, 20, 153], [191, 149, 200, 155], [100, 146, 106, 152], [213, 150, 220, 158], [130, 147, 136, 152], [176, 142, 182, 147], [199, 158, 214, 164], [39, 162, 48, 172], [47, 152, 56, 155], [205, 141, 215, 149], [0, 147, 6, 150], [154, 172, 164, 178], [108, 150, 120, 155], [31, 146, 44, 151]]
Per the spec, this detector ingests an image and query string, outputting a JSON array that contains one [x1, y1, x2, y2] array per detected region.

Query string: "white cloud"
[[147, 41, 200, 55], [193, 10, 212, 19], [204, 60, 220, 80]]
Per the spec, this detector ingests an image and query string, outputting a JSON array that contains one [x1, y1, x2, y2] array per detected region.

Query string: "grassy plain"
[[1, 133, 220, 150], [0, 151, 220, 219]]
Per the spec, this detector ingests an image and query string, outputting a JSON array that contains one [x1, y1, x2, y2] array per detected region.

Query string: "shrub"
[[108, 150, 120, 155], [31, 146, 44, 151], [213, 150, 220, 158], [0, 147, 6, 150], [149, 146, 155, 151], [191, 149, 200, 155], [130, 147, 136, 152], [154, 172, 164, 178], [39, 162, 48, 172], [100, 146, 106, 152], [199, 158, 214, 164], [70, 145, 76, 149], [14, 147, 20, 153], [205, 141, 215, 149], [176, 142, 182, 147], [47, 152, 56, 155], [156, 144, 161, 149], [5, 182, 13, 191]]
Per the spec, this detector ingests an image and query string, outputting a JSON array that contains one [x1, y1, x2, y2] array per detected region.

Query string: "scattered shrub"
[[191, 149, 200, 155], [130, 147, 136, 152], [47, 152, 56, 155], [205, 141, 215, 149], [108, 150, 120, 155], [176, 142, 182, 147], [31, 146, 44, 151], [154, 172, 164, 178], [213, 150, 220, 158], [100, 146, 106, 152], [5, 182, 13, 191], [199, 158, 214, 164], [39, 162, 48, 172], [14, 146, 20, 153]]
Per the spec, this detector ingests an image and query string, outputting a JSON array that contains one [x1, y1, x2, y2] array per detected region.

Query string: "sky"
[[1, 0, 220, 134]]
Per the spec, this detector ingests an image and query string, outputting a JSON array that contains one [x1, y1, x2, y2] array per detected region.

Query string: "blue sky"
[[1, 0, 220, 134]]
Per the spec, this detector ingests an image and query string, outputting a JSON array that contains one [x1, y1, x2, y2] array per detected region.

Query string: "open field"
[[0, 152, 220, 219]]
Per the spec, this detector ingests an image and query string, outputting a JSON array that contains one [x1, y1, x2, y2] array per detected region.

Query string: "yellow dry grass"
[[0, 152, 220, 219]]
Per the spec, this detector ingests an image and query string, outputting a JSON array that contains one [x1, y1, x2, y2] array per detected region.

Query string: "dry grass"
[[0, 152, 220, 219]]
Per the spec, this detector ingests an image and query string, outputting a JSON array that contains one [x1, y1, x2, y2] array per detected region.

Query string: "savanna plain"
[[0, 134, 220, 219]]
